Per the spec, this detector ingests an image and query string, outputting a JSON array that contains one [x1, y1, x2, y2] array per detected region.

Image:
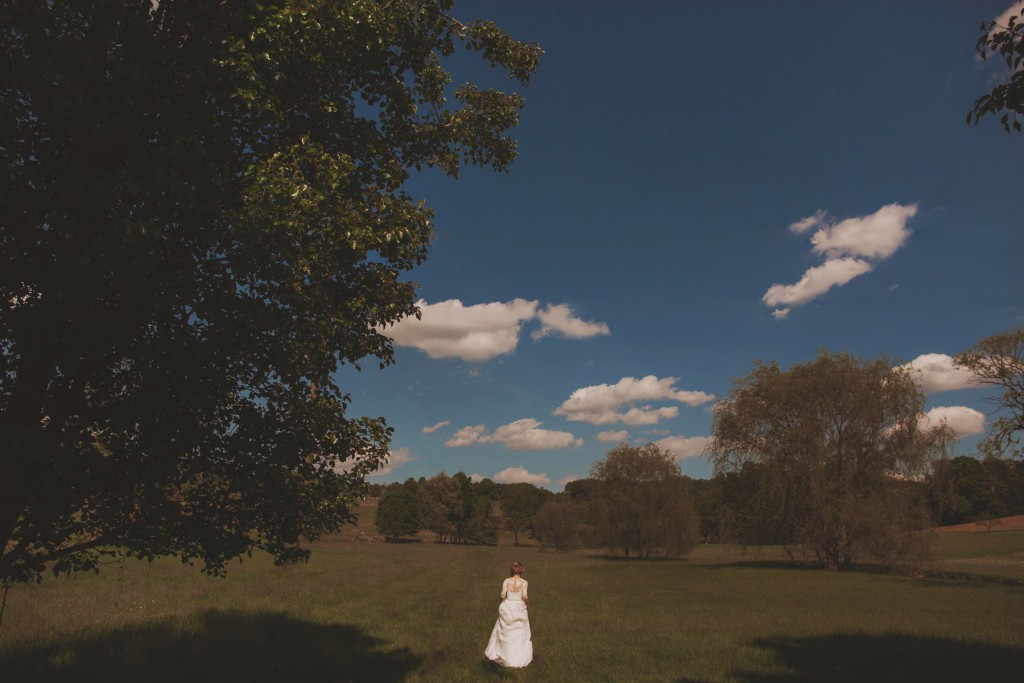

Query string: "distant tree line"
[[927, 455, 1024, 526], [373, 331, 1024, 571], [372, 443, 700, 558], [373, 447, 1024, 558], [371, 473, 553, 545]]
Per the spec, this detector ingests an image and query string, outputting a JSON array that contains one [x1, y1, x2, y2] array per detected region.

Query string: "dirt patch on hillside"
[[936, 515, 1024, 533]]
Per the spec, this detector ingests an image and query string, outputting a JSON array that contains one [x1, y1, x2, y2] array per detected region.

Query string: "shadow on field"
[[707, 633, 1024, 682], [0, 608, 420, 682]]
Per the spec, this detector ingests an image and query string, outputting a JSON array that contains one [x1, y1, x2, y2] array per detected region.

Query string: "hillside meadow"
[[1, 506, 1022, 682]]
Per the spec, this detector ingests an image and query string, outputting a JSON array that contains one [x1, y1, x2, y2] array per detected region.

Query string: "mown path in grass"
[[2, 534, 1023, 682]]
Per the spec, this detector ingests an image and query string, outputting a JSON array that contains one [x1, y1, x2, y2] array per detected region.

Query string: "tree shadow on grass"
[[704, 633, 1024, 682], [0, 608, 421, 683]]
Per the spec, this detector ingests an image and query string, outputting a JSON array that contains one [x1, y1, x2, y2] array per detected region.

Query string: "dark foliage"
[[0, 0, 539, 582]]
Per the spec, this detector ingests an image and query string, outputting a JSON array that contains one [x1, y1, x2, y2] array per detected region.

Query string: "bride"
[[484, 561, 533, 668]]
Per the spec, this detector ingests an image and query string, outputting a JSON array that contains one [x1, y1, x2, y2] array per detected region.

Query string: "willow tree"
[[0, 1, 540, 583], [709, 352, 950, 570]]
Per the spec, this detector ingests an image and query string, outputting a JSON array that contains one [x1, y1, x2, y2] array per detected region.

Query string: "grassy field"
[[1, 517, 1022, 682]]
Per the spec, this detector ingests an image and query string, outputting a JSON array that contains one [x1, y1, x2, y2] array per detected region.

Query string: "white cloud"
[[489, 419, 585, 451], [554, 375, 714, 426], [467, 473, 486, 483], [763, 258, 874, 309], [620, 406, 680, 425], [903, 354, 979, 394], [383, 298, 610, 362], [531, 303, 610, 340], [446, 425, 487, 447], [809, 203, 917, 261], [368, 447, 415, 477], [422, 420, 451, 434], [919, 406, 985, 438], [493, 466, 551, 486], [384, 298, 537, 362], [597, 430, 630, 442], [765, 203, 918, 319], [655, 435, 712, 461], [446, 419, 583, 451], [789, 209, 827, 234]]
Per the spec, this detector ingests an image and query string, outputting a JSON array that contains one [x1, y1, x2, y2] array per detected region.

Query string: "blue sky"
[[337, 1, 1024, 488]]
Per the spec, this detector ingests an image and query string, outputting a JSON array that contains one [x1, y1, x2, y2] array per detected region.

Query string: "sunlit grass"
[[926, 530, 1024, 581], [1, 530, 1022, 681]]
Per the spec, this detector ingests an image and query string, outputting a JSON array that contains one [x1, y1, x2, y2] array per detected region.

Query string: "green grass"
[[1, 531, 1022, 682], [926, 530, 1024, 581]]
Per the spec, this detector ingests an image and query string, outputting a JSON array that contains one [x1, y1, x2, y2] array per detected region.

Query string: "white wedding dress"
[[484, 576, 533, 668]]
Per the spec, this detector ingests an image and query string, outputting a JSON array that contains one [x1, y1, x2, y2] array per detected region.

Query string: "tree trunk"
[[0, 346, 54, 580]]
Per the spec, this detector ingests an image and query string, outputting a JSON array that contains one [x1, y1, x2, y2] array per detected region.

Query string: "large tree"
[[375, 480, 421, 542], [531, 498, 581, 552], [0, 1, 539, 582], [969, 5, 1024, 133], [708, 352, 950, 570], [955, 328, 1024, 459], [452, 471, 498, 545], [417, 472, 461, 544], [588, 443, 698, 559], [499, 483, 550, 545]]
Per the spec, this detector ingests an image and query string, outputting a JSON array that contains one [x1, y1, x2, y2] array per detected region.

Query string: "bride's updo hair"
[[510, 562, 524, 576]]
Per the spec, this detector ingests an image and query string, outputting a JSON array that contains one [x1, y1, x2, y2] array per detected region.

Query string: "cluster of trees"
[[373, 474, 550, 545], [689, 456, 1024, 546], [557, 444, 698, 558], [373, 335, 1024, 572], [374, 443, 700, 559], [928, 455, 1024, 526], [377, 446, 1024, 560]]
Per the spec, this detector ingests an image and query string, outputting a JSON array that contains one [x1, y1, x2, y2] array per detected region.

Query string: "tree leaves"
[[708, 352, 950, 570], [969, 9, 1024, 133], [587, 443, 699, 558], [955, 328, 1024, 460], [0, 0, 538, 583]]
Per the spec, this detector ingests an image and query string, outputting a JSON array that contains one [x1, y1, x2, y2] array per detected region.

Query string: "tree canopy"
[[531, 499, 581, 552], [374, 480, 421, 541], [955, 328, 1024, 460], [708, 352, 949, 570], [927, 454, 1024, 526], [0, 0, 539, 583], [499, 483, 550, 545], [587, 443, 698, 559]]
